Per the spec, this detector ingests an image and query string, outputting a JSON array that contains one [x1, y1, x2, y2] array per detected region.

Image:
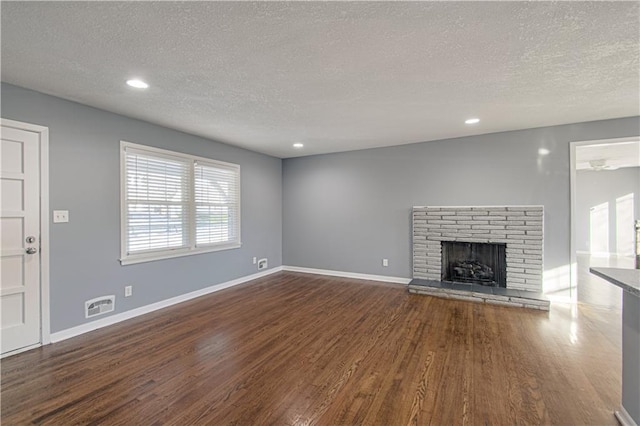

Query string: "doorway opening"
[[568, 137, 640, 308]]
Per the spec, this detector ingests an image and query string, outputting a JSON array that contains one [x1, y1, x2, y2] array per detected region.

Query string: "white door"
[[1, 125, 41, 354]]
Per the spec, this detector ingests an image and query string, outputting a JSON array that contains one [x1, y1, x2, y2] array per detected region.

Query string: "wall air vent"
[[258, 258, 268, 270], [85, 296, 115, 318]]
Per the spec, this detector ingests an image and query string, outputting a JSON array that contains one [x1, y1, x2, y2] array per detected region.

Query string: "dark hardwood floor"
[[1, 272, 622, 425]]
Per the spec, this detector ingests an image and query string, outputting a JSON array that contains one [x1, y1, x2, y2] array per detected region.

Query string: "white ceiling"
[[2, 2, 639, 158], [576, 140, 640, 171]]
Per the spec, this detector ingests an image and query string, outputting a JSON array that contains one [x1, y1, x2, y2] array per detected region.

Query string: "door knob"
[[25, 247, 37, 255]]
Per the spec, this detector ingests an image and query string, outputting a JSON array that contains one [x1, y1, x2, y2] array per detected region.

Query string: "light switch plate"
[[53, 210, 69, 223]]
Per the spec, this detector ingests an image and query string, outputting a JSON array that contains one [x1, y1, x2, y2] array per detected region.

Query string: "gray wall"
[[282, 117, 640, 292], [1, 83, 282, 332], [575, 167, 640, 255]]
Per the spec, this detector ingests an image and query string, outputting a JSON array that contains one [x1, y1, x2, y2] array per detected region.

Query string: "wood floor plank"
[[1, 271, 622, 425]]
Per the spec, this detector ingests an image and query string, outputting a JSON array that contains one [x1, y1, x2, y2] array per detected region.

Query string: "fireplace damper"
[[441, 241, 506, 287]]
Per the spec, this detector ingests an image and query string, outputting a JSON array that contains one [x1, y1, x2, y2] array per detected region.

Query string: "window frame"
[[120, 141, 241, 265]]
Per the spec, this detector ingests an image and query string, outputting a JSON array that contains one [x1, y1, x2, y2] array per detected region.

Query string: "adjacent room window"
[[120, 141, 240, 265]]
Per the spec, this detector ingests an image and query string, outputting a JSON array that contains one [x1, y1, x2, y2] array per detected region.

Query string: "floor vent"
[[85, 296, 115, 318]]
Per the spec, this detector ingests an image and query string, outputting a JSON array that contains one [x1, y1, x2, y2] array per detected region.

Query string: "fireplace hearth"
[[411, 205, 547, 310], [412, 205, 544, 293]]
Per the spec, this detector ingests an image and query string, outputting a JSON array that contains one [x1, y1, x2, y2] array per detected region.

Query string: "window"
[[120, 141, 240, 265]]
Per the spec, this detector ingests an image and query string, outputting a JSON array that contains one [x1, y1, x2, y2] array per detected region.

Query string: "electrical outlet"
[[125, 285, 132, 297], [53, 210, 69, 223], [382, 259, 389, 267], [258, 258, 268, 270], [252, 257, 257, 264]]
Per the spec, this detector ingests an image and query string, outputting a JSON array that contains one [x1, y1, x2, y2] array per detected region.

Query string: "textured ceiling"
[[1, 2, 639, 158]]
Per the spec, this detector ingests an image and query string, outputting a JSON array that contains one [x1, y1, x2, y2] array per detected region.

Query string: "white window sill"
[[120, 242, 242, 266]]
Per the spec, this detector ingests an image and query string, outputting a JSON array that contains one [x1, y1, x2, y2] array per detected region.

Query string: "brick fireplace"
[[412, 206, 543, 293]]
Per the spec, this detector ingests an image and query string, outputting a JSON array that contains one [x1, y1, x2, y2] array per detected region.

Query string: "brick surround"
[[412, 206, 543, 293]]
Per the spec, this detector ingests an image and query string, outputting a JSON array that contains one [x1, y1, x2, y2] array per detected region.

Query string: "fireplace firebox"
[[441, 241, 506, 287]]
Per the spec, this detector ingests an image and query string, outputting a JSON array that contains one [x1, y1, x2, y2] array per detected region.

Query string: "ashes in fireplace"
[[441, 241, 507, 287]]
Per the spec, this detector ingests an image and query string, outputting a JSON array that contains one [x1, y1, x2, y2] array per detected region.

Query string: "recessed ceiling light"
[[465, 118, 480, 125], [293, 143, 304, 148], [538, 148, 550, 156], [126, 79, 149, 89]]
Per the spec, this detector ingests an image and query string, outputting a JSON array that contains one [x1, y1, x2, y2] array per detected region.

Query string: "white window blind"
[[195, 161, 240, 246], [121, 142, 241, 265]]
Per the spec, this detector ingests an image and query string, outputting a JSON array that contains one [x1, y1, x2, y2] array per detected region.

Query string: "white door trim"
[[569, 136, 640, 302], [1, 118, 50, 347]]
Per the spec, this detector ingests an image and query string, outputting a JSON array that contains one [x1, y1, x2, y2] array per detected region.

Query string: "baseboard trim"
[[50, 266, 283, 343], [282, 265, 411, 285], [615, 406, 638, 426], [577, 251, 636, 258]]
